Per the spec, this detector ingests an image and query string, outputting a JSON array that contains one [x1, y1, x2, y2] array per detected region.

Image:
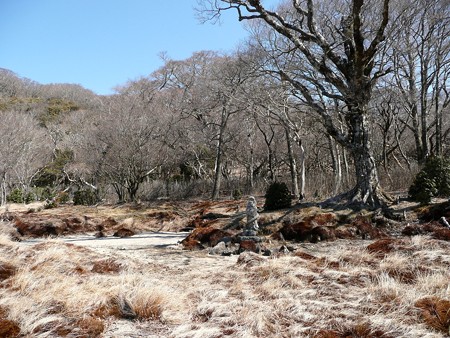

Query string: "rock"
[[209, 242, 238, 256], [279, 245, 290, 254], [236, 251, 266, 266], [236, 235, 262, 243], [262, 249, 273, 256], [242, 229, 257, 236], [94, 231, 106, 238], [209, 242, 227, 255], [238, 240, 259, 253]]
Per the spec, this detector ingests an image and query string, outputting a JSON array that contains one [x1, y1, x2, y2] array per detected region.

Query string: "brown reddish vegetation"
[[101, 217, 118, 228], [91, 259, 121, 274], [55, 317, 104, 337], [402, 222, 450, 241], [146, 211, 177, 222], [186, 215, 219, 229], [113, 227, 135, 238], [13, 214, 93, 237], [351, 215, 388, 240], [0, 262, 16, 282], [0, 307, 20, 338], [314, 322, 394, 338], [181, 227, 232, 250], [294, 251, 317, 260], [14, 217, 59, 237], [417, 200, 450, 222], [75, 317, 105, 337], [366, 239, 407, 257], [415, 297, 450, 334], [278, 213, 387, 243]]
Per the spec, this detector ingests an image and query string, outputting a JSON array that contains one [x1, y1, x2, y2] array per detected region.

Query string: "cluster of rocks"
[[182, 196, 267, 255]]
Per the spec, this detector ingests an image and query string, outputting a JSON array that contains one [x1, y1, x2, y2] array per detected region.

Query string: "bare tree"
[[78, 79, 169, 202], [153, 51, 253, 200], [391, 0, 450, 162], [0, 111, 51, 204], [199, 0, 396, 208]]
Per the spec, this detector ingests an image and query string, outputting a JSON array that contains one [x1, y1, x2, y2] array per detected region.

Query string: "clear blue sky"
[[0, 0, 279, 95]]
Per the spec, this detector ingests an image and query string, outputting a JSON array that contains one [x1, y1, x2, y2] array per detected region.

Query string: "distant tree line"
[[0, 0, 448, 207]]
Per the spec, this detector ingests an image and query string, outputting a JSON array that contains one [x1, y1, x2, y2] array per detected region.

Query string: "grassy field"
[[0, 200, 449, 337]]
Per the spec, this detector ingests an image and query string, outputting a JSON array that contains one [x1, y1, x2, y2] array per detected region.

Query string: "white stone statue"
[[246, 196, 259, 232]]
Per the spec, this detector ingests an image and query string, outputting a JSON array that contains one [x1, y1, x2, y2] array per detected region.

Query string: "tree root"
[[320, 187, 400, 220]]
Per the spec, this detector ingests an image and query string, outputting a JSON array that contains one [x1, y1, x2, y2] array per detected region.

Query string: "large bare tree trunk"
[[345, 112, 384, 206]]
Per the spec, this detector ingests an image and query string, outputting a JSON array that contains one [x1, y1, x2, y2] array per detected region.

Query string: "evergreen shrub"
[[409, 156, 450, 203], [73, 190, 98, 206], [264, 181, 291, 211]]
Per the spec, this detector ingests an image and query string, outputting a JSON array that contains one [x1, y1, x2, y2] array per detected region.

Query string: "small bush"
[[6, 189, 24, 203], [55, 191, 70, 204], [6, 189, 34, 204], [409, 156, 450, 203], [264, 181, 291, 211], [73, 190, 98, 206]]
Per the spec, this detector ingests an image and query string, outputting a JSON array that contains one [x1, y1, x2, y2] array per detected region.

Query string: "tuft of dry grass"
[[415, 297, 450, 334], [91, 258, 122, 274]]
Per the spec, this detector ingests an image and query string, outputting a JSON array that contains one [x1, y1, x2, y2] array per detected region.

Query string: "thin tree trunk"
[[211, 144, 223, 200], [329, 136, 342, 195], [298, 139, 306, 200], [435, 69, 443, 156], [212, 106, 230, 200], [0, 173, 6, 206], [286, 128, 299, 199], [248, 148, 254, 195]]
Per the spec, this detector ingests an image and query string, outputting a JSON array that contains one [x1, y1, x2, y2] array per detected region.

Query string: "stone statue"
[[245, 196, 259, 233]]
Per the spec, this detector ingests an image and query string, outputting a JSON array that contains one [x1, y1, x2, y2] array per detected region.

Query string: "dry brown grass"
[[0, 203, 450, 337]]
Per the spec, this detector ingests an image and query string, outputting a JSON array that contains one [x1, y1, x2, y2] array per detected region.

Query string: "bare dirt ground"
[[0, 198, 449, 337]]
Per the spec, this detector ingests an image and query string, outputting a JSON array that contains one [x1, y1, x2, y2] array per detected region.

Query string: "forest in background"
[[0, 0, 449, 206]]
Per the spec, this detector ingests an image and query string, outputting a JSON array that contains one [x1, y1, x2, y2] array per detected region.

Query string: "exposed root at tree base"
[[320, 187, 399, 220]]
